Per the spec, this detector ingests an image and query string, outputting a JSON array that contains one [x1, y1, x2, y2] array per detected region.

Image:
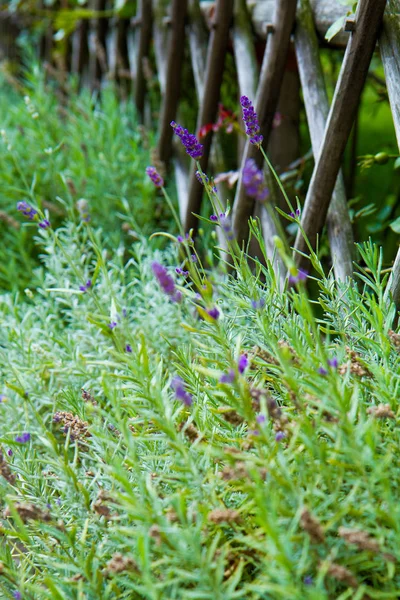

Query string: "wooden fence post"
[[184, 0, 234, 235], [295, 0, 354, 281], [232, 0, 297, 246], [293, 0, 388, 272], [134, 0, 153, 123], [156, 0, 188, 166], [89, 0, 109, 91], [380, 0, 400, 308]]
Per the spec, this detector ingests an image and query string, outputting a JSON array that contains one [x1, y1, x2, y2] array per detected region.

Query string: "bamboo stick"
[[134, 0, 153, 122]]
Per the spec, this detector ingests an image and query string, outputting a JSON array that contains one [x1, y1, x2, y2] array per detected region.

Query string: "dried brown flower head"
[[93, 490, 113, 517], [4, 502, 51, 523], [338, 346, 372, 378], [300, 508, 325, 543], [105, 552, 138, 574], [0, 448, 15, 484], [208, 508, 241, 524], [367, 404, 395, 419], [338, 527, 380, 553], [218, 407, 245, 426], [178, 421, 199, 443], [388, 330, 400, 349], [53, 411, 91, 441], [324, 561, 358, 588]]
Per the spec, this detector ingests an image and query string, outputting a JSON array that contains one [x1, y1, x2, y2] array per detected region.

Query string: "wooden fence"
[[3, 0, 400, 305]]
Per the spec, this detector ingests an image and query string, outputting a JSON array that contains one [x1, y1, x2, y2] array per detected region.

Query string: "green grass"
[[1, 64, 400, 600]]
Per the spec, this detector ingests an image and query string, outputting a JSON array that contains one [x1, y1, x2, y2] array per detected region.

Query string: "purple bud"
[[125, 344, 132, 353], [210, 214, 218, 222], [108, 321, 118, 330], [220, 369, 235, 384], [238, 354, 248, 374], [251, 297, 266, 310], [152, 261, 182, 303], [318, 366, 328, 376], [0, 394, 5, 402], [328, 357, 338, 368], [288, 270, 308, 285], [38, 219, 51, 229], [13, 591, 22, 600], [191, 254, 197, 263], [171, 376, 193, 406], [15, 432, 31, 444], [304, 575, 313, 586], [275, 431, 285, 442], [146, 166, 164, 188], [177, 235, 184, 243], [207, 307, 220, 320], [256, 414, 266, 424], [7, 448, 13, 457]]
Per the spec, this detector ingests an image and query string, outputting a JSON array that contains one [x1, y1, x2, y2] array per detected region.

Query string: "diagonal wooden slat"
[[134, 0, 153, 123], [184, 0, 234, 234], [295, 0, 354, 281], [380, 0, 400, 307], [232, 0, 297, 246], [157, 0, 188, 166], [293, 0, 388, 272]]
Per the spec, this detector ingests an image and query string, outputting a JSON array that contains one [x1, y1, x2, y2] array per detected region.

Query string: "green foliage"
[[0, 64, 168, 291]]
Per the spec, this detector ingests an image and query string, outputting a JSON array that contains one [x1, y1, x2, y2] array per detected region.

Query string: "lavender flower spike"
[[152, 261, 182, 303], [242, 159, 269, 202], [219, 213, 235, 242], [15, 432, 31, 443], [240, 96, 263, 146], [146, 166, 164, 188], [238, 354, 249, 374], [171, 121, 203, 160], [17, 200, 37, 220]]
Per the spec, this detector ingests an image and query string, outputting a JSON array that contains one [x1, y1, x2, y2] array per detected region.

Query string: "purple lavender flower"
[[175, 268, 189, 276], [13, 591, 22, 600], [289, 208, 301, 218], [190, 254, 198, 263], [242, 159, 269, 202], [196, 170, 217, 192], [146, 166, 164, 188], [17, 201, 37, 220], [177, 233, 192, 244], [220, 369, 235, 384], [318, 366, 328, 376], [210, 214, 218, 222], [0, 394, 5, 402], [328, 357, 338, 368], [152, 261, 182, 303], [288, 269, 308, 285], [38, 219, 51, 229], [171, 121, 203, 160], [238, 354, 249, 374], [108, 321, 118, 330], [15, 432, 30, 444], [79, 279, 92, 292], [7, 448, 13, 457], [304, 575, 313, 586], [240, 96, 263, 146], [207, 307, 220, 320], [219, 213, 235, 242], [251, 297, 266, 310], [275, 431, 285, 442], [256, 414, 266, 424], [171, 376, 193, 407], [125, 344, 132, 353]]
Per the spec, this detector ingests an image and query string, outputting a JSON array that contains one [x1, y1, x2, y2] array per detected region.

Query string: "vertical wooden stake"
[[294, 0, 388, 272], [184, 0, 234, 234], [134, 0, 153, 122], [295, 0, 354, 281], [232, 0, 297, 245], [157, 0, 188, 166]]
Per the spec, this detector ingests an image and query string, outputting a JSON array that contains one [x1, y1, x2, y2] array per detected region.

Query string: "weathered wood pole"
[[232, 0, 297, 245], [184, 0, 234, 234], [90, 0, 109, 91], [295, 0, 354, 281], [293, 0, 388, 272], [134, 0, 153, 122], [72, 17, 90, 79], [157, 0, 188, 166], [381, 0, 400, 307]]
